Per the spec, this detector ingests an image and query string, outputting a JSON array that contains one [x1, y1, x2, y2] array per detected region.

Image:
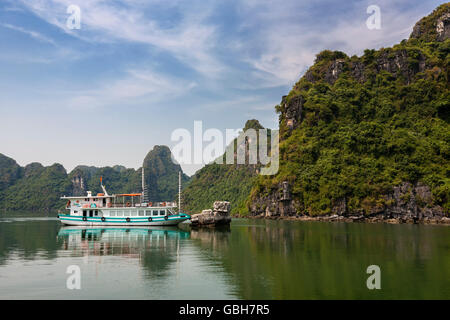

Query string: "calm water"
[[0, 212, 449, 299]]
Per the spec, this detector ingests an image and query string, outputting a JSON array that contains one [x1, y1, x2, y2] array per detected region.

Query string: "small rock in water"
[[191, 201, 231, 227]]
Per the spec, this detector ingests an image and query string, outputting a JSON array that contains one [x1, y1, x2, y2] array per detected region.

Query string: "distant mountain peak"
[[143, 145, 189, 202], [243, 119, 264, 131]]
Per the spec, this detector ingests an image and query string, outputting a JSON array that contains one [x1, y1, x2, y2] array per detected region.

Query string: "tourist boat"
[[58, 169, 190, 226]]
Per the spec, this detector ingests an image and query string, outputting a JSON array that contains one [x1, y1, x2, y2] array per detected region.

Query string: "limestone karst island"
[[0, 1, 448, 305]]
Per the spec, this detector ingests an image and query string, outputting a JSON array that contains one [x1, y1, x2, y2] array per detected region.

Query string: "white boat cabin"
[[61, 190, 177, 218]]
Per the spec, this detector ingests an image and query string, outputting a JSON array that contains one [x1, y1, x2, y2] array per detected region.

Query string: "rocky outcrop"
[[436, 12, 450, 41], [191, 201, 231, 227], [410, 6, 450, 42], [70, 171, 86, 196], [284, 95, 304, 130], [249, 181, 300, 218], [249, 181, 448, 224], [373, 50, 427, 83]]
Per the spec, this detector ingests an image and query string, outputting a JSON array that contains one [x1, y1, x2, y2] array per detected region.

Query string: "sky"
[[0, 0, 445, 176]]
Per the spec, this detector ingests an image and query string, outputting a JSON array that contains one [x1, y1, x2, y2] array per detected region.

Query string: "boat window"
[[110, 211, 116, 216], [152, 210, 158, 216], [138, 210, 145, 216], [116, 211, 123, 216], [145, 210, 151, 216], [124, 210, 131, 217], [160, 210, 165, 216], [94, 210, 98, 216], [131, 210, 137, 216]]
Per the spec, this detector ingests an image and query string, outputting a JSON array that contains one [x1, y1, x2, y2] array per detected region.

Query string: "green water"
[[0, 213, 449, 299]]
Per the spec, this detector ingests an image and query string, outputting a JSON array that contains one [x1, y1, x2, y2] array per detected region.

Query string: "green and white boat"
[[58, 169, 190, 226]]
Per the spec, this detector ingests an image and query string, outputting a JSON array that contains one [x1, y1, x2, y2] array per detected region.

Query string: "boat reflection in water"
[[58, 226, 190, 276], [58, 226, 190, 255]]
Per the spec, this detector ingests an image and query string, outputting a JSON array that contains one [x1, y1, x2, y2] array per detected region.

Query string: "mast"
[[100, 176, 109, 196], [178, 171, 182, 213], [142, 165, 149, 203]]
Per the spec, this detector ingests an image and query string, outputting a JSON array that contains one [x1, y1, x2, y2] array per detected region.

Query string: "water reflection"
[[57, 226, 191, 277], [188, 220, 450, 299], [0, 215, 449, 299], [0, 217, 61, 265], [58, 226, 189, 256]]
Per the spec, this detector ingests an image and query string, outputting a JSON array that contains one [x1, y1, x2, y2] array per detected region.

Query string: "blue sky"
[[0, 0, 444, 175]]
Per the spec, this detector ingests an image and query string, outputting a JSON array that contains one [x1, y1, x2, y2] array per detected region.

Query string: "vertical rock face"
[[70, 172, 86, 196], [284, 95, 304, 130], [249, 181, 299, 218], [250, 181, 445, 222], [383, 182, 444, 220], [436, 12, 450, 40]]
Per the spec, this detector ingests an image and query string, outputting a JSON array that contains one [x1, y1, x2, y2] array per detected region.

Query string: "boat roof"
[[61, 194, 144, 200], [61, 195, 115, 199]]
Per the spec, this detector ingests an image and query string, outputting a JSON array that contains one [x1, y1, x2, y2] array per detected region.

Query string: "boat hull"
[[58, 214, 190, 226]]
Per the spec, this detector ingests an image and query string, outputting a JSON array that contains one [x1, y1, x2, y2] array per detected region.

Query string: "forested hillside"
[[248, 4, 450, 219], [0, 145, 188, 211]]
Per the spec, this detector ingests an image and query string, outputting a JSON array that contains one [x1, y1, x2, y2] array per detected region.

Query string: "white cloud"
[[15, 0, 223, 76], [65, 68, 197, 110], [1, 23, 56, 45]]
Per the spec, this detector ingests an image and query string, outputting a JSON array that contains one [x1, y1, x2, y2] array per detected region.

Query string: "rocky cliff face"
[[70, 170, 86, 196], [410, 6, 450, 41], [248, 4, 450, 223], [250, 180, 447, 223]]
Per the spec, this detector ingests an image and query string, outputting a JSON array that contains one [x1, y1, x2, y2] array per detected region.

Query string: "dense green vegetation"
[[142, 145, 189, 202], [0, 162, 72, 211], [183, 163, 257, 214], [0, 154, 22, 190], [248, 4, 450, 216], [182, 120, 266, 214], [0, 145, 189, 211], [69, 165, 142, 195]]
